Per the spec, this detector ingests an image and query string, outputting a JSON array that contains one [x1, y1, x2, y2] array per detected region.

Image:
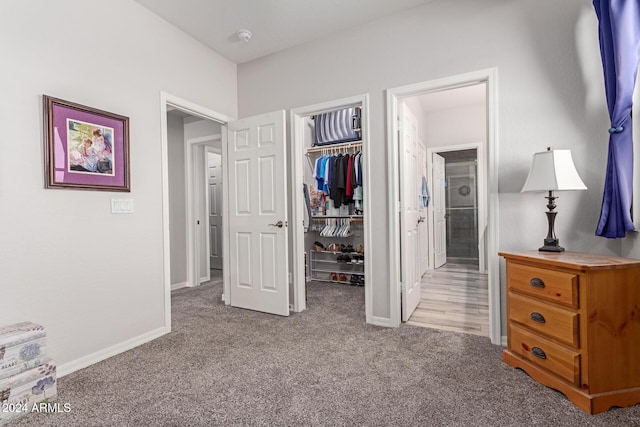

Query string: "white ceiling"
[[134, 0, 435, 64], [410, 83, 486, 113]]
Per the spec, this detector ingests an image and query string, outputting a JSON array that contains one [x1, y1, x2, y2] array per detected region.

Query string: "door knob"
[[269, 220, 284, 228]]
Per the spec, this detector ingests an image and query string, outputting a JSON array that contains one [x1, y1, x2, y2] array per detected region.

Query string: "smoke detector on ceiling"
[[237, 29, 252, 43]]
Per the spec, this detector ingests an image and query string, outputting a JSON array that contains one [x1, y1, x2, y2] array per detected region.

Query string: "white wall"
[[422, 104, 486, 149], [0, 0, 236, 371], [167, 113, 187, 286], [237, 0, 617, 324]]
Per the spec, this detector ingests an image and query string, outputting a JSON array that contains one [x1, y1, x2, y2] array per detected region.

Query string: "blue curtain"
[[593, 0, 640, 238]]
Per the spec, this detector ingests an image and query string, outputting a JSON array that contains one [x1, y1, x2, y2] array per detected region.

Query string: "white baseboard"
[[199, 276, 209, 284], [171, 281, 188, 291], [57, 326, 168, 378], [501, 336, 507, 347], [367, 315, 394, 328]]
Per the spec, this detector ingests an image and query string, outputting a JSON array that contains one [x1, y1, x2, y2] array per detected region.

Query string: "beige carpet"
[[10, 277, 640, 426]]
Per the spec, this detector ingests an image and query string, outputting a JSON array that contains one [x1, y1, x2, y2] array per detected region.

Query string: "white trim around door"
[[385, 68, 501, 344]]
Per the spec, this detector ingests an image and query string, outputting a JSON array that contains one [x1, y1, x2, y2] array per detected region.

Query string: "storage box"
[[0, 358, 57, 425], [0, 322, 47, 380]]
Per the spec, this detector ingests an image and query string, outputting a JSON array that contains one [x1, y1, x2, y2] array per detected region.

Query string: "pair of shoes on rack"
[[350, 275, 365, 286], [341, 244, 354, 253], [351, 254, 364, 264], [329, 272, 347, 282], [327, 243, 340, 252], [314, 241, 325, 252], [355, 244, 364, 254], [337, 255, 351, 263]]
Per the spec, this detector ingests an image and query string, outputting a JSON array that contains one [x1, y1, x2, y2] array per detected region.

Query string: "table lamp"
[[521, 147, 587, 252]]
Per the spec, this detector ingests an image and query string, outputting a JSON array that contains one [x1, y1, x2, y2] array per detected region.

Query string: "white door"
[[399, 103, 421, 321], [417, 140, 428, 277], [227, 110, 289, 316], [207, 150, 223, 270], [433, 153, 447, 268]]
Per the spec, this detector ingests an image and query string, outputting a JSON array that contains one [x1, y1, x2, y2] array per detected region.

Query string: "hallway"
[[407, 264, 489, 337]]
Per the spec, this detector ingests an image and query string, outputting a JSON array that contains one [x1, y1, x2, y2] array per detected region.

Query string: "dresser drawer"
[[510, 324, 580, 386], [508, 263, 578, 308], [508, 292, 579, 347]]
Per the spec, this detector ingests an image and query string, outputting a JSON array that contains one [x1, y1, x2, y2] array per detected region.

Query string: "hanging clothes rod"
[[306, 141, 362, 154]]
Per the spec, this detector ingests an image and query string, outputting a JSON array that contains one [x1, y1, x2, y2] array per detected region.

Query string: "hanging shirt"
[[314, 156, 325, 192], [356, 152, 363, 186], [326, 155, 335, 196], [345, 155, 354, 198], [353, 152, 363, 203], [331, 154, 347, 207]]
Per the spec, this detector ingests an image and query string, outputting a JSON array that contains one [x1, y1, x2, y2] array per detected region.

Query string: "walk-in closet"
[[301, 102, 367, 288]]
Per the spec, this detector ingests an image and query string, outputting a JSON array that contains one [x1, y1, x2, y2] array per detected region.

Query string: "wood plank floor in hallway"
[[407, 263, 489, 337]]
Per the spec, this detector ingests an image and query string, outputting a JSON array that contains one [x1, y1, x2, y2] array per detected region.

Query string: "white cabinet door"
[[227, 110, 289, 316], [400, 103, 421, 322], [433, 153, 447, 268]]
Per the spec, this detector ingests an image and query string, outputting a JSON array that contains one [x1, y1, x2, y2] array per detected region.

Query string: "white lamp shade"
[[521, 149, 587, 192]]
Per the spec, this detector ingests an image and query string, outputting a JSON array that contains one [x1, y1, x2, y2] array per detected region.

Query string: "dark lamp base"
[[539, 192, 565, 253], [539, 244, 565, 252], [540, 237, 564, 252]]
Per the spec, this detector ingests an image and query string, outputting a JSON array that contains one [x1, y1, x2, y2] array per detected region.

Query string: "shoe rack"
[[309, 245, 365, 286]]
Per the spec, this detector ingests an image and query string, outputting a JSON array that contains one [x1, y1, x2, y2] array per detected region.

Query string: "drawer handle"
[[530, 312, 546, 323], [530, 277, 545, 288], [531, 347, 547, 360]]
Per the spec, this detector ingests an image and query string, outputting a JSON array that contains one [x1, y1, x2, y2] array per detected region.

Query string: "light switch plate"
[[111, 198, 134, 214]]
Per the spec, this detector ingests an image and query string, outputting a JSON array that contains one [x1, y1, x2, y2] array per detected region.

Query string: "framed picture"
[[43, 95, 130, 191]]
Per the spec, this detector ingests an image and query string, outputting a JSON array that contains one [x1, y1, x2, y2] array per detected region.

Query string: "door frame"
[[186, 135, 221, 288], [160, 91, 234, 331], [290, 94, 373, 320], [426, 143, 485, 272], [385, 68, 501, 344]]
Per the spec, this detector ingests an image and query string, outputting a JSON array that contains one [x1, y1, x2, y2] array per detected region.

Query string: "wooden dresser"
[[500, 251, 640, 414]]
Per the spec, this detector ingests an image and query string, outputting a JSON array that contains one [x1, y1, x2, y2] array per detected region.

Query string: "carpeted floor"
[[10, 277, 640, 426]]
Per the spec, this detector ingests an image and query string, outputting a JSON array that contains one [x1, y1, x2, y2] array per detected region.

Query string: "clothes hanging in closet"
[[313, 152, 363, 210]]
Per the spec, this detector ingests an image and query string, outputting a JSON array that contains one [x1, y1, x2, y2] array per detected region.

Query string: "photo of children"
[[67, 119, 114, 175]]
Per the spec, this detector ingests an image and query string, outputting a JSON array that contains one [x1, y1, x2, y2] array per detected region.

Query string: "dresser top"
[[498, 250, 640, 270]]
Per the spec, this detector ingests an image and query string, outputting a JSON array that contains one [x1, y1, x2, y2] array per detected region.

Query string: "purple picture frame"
[[43, 95, 130, 191]]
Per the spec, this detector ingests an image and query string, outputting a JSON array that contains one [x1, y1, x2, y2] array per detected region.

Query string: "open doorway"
[[406, 87, 488, 337], [440, 149, 479, 267], [166, 108, 222, 291], [185, 126, 222, 288], [427, 144, 485, 272], [160, 93, 233, 331], [386, 69, 500, 344]]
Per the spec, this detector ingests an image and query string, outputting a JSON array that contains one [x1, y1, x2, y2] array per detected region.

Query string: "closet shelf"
[[311, 278, 364, 285], [312, 260, 365, 265], [306, 141, 362, 154], [311, 269, 365, 276], [312, 250, 364, 256]]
